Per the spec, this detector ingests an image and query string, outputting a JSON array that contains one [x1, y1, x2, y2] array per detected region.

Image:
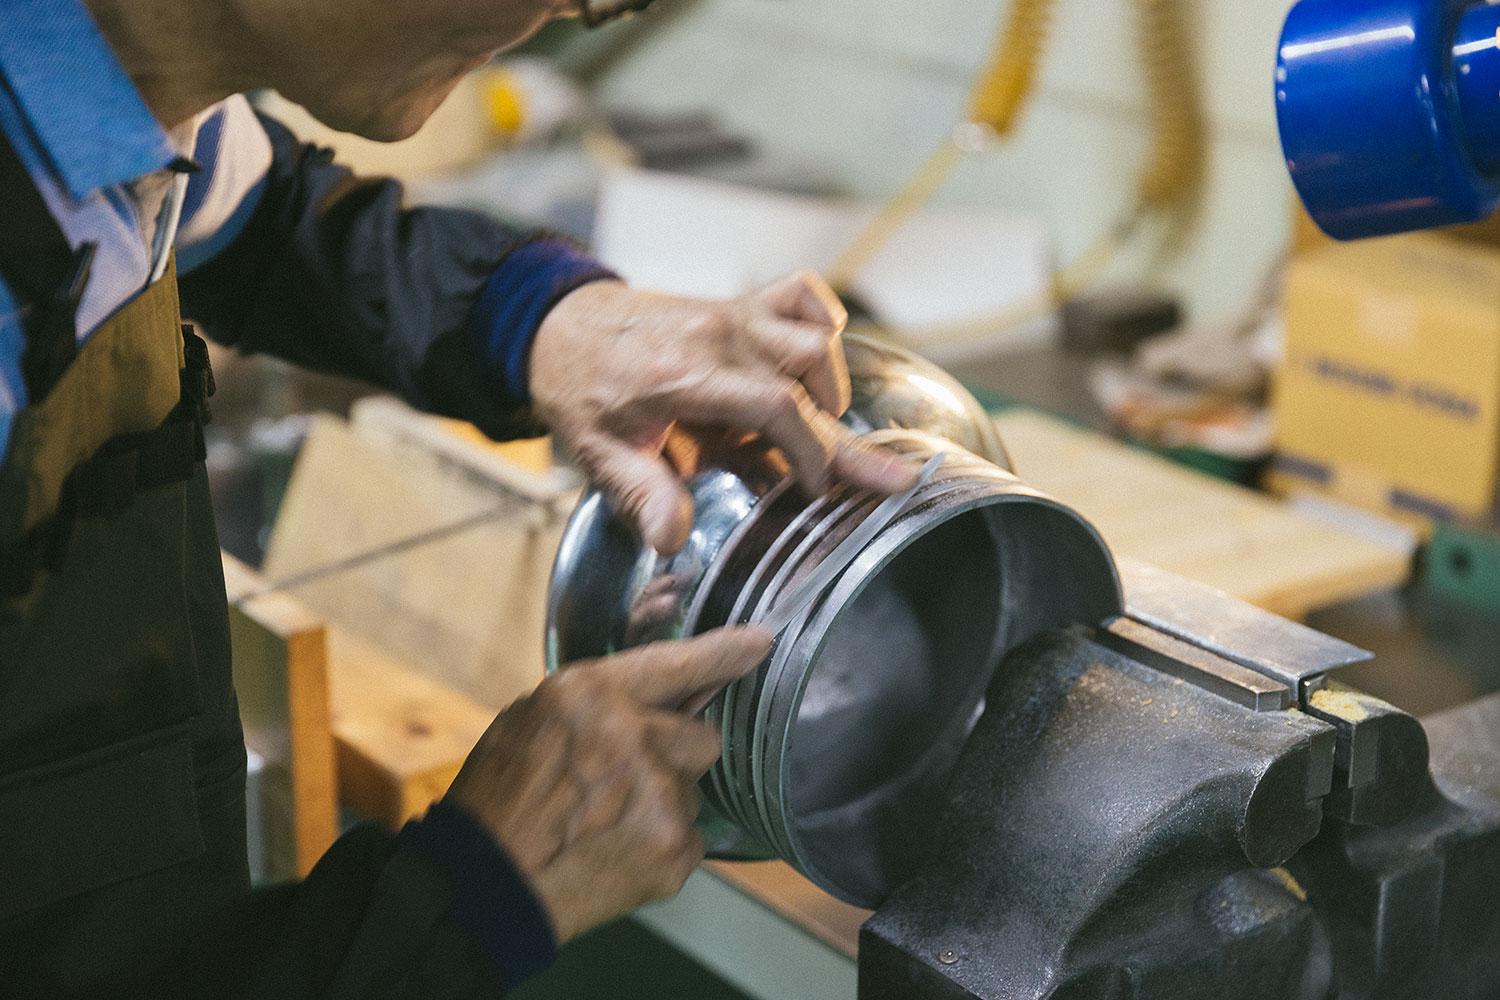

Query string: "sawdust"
[[1309, 687, 1370, 722], [1269, 866, 1308, 902]]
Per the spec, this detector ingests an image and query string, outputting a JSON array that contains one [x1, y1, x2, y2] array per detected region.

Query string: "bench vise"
[[860, 559, 1500, 999]]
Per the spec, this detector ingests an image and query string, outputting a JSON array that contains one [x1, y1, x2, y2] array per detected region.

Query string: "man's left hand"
[[530, 270, 919, 554]]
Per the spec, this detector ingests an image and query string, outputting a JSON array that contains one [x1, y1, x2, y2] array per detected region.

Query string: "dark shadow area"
[[512, 919, 752, 1000]]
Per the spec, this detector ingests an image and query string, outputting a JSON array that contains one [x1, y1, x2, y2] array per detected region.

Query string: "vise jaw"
[[859, 560, 1497, 1000]]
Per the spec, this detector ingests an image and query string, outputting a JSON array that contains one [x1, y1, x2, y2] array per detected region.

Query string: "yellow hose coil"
[[967, 0, 1054, 134], [826, 0, 1053, 290], [828, 0, 1206, 333], [1134, 0, 1204, 211]]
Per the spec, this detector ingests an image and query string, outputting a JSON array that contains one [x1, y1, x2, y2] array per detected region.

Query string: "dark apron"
[[0, 246, 251, 994]]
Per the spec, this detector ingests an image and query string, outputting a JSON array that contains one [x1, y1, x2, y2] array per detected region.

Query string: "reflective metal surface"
[[545, 334, 1122, 907], [842, 335, 1012, 468]]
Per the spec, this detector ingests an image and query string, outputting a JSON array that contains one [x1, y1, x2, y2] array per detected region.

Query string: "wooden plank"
[[992, 409, 1414, 619], [327, 627, 494, 829], [263, 411, 575, 711], [349, 396, 559, 481], [223, 553, 339, 880]]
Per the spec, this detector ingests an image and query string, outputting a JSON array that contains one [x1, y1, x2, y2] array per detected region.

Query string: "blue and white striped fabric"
[[0, 0, 272, 460]]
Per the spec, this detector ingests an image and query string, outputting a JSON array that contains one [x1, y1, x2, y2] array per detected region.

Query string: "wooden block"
[[222, 553, 339, 880], [263, 410, 576, 710], [993, 409, 1413, 619], [350, 395, 558, 479], [327, 627, 494, 829]]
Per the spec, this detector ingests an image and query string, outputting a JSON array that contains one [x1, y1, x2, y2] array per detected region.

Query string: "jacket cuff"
[[466, 238, 620, 409], [398, 800, 558, 990]]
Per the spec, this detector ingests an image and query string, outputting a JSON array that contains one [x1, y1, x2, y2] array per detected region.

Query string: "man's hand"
[[443, 627, 771, 943], [530, 271, 920, 554]]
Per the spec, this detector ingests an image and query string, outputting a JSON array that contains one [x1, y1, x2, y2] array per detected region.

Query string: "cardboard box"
[[1272, 233, 1500, 526]]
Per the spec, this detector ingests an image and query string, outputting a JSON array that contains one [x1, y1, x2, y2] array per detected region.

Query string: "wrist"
[[466, 239, 619, 411], [529, 277, 629, 418], [400, 800, 559, 989]]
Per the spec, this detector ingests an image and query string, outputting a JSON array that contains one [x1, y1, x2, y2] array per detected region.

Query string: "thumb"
[[757, 269, 848, 330], [587, 435, 694, 554]]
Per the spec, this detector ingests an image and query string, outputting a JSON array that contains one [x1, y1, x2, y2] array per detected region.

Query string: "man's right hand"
[[443, 627, 771, 943]]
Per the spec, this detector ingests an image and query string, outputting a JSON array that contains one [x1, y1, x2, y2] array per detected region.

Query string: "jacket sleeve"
[[160, 804, 556, 1000], [176, 111, 616, 442]]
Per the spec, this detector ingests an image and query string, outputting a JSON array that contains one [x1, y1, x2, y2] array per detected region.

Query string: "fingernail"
[[730, 625, 774, 656]]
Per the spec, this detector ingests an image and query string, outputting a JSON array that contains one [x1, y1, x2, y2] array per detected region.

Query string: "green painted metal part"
[[1424, 523, 1500, 614]]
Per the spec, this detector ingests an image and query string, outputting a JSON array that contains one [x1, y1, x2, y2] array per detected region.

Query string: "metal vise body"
[[860, 561, 1500, 999]]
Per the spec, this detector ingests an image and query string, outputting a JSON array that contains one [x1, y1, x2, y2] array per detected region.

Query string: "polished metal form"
[[545, 335, 1123, 908]]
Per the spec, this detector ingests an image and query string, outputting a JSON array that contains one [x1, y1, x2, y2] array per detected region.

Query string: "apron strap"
[[0, 136, 216, 596], [0, 128, 96, 402], [0, 326, 215, 597]]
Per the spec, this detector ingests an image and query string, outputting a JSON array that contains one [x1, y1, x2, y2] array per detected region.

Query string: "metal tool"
[[756, 452, 945, 637], [546, 337, 1120, 906]]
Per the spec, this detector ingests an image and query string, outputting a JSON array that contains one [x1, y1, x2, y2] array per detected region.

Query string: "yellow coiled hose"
[[1133, 0, 1205, 242], [967, 0, 1054, 135], [825, 0, 1053, 291], [828, 0, 1205, 344]]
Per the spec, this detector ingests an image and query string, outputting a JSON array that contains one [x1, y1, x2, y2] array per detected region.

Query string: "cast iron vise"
[[859, 559, 1500, 999]]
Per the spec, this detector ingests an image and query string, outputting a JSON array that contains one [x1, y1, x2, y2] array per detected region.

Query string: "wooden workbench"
[[992, 408, 1414, 620]]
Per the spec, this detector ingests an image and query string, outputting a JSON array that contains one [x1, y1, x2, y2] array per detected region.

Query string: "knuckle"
[[595, 714, 642, 759], [643, 821, 686, 861], [542, 671, 596, 720], [674, 713, 718, 748], [836, 434, 873, 464], [681, 829, 707, 867], [546, 670, 584, 703], [529, 678, 564, 712], [659, 836, 705, 894], [686, 728, 723, 771], [771, 384, 802, 422], [567, 434, 611, 478], [785, 335, 826, 372], [613, 481, 652, 520], [639, 771, 679, 815], [593, 466, 652, 520]]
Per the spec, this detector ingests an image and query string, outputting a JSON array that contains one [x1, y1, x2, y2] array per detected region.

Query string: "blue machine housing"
[[1277, 0, 1500, 239]]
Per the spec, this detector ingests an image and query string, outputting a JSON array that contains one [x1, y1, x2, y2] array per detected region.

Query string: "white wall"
[[594, 0, 1297, 321]]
